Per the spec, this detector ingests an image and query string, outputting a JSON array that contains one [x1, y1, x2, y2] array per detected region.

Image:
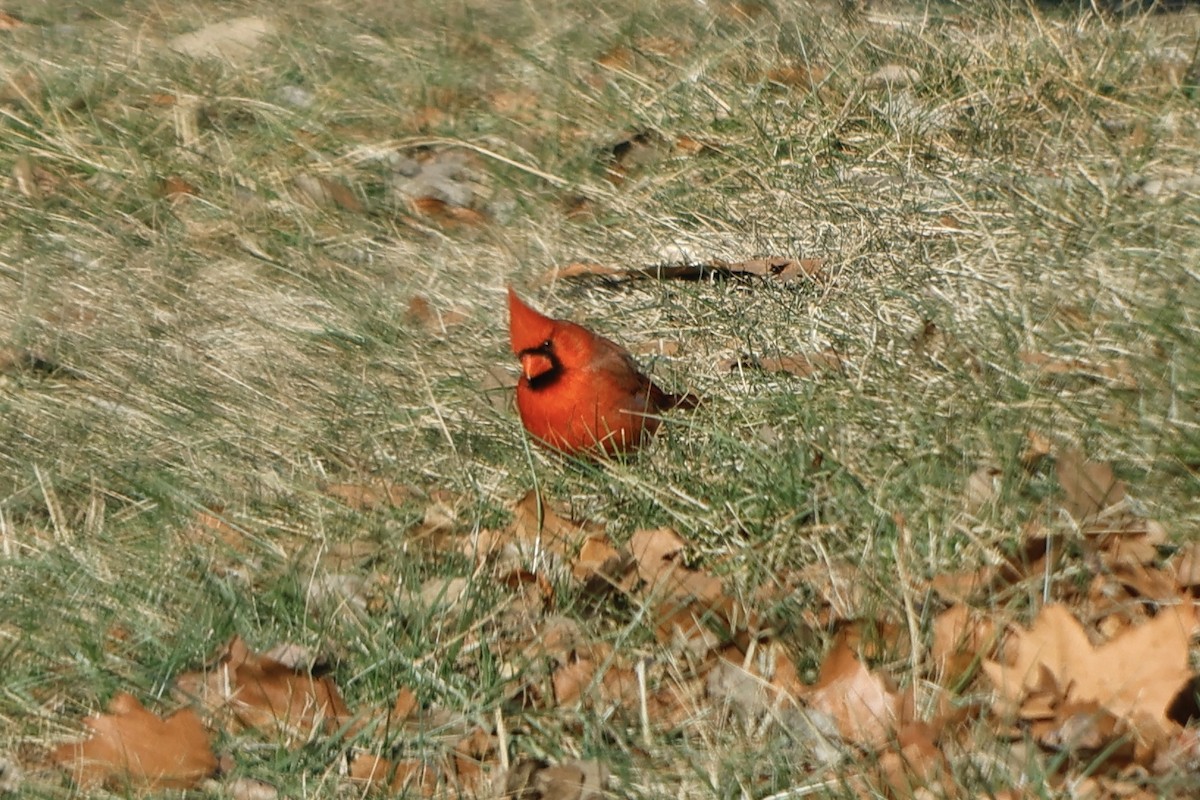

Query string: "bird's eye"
[[540, 339, 552, 350]]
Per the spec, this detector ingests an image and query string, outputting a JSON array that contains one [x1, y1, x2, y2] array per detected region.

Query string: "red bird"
[[507, 287, 697, 456]]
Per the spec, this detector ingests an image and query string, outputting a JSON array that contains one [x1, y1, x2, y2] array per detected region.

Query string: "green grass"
[[3, 0, 1200, 796]]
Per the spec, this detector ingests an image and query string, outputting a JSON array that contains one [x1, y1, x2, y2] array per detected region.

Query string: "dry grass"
[[2, 0, 1200, 796]]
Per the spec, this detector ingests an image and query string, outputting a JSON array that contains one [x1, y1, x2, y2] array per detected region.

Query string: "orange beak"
[[519, 350, 555, 382]]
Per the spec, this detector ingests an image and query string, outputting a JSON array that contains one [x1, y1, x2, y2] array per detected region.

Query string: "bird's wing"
[[590, 335, 697, 412]]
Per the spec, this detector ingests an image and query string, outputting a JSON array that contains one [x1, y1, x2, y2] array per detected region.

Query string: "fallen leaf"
[[1021, 431, 1053, 469], [725, 350, 844, 378], [763, 63, 828, 91], [1019, 350, 1138, 389], [405, 295, 469, 332], [183, 508, 246, 551], [409, 196, 488, 228], [806, 638, 901, 749], [1173, 543, 1200, 590], [487, 89, 539, 118], [11, 156, 60, 200], [1057, 448, 1126, 521], [53, 693, 218, 790], [798, 560, 875, 621], [0, 347, 79, 379], [0, 755, 21, 794], [865, 64, 920, 89], [174, 636, 351, 742], [536, 262, 625, 284], [964, 466, 1001, 513], [629, 527, 687, 586], [604, 131, 666, 185], [510, 490, 606, 561], [292, 174, 364, 213], [875, 722, 950, 799], [630, 339, 682, 357], [0, 68, 40, 108], [169, 16, 277, 62], [571, 535, 623, 582], [635, 36, 686, 58], [982, 603, 1197, 762], [158, 176, 199, 199], [347, 753, 439, 796], [931, 603, 996, 680], [540, 256, 823, 285], [595, 44, 634, 71], [0, 11, 24, 29], [409, 106, 448, 131], [418, 576, 470, 608], [479, 364, 515, 412], [673, 135, 709, 155], [323, 480, 412, 511]]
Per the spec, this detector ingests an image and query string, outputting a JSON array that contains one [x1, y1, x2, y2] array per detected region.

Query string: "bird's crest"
[[507, 287, 556, 355]]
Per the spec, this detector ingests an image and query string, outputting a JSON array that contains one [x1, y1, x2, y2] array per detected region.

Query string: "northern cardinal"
[[507, 287, 697, 456]]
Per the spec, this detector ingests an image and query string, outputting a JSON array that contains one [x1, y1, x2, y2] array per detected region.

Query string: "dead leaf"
[[725, 350, 844, 378], [492, 759, 609, 800], [11, 156, 60, 200], [405, 295, 469, 332], [158, 176, 199, 199], [982, 603, 1197, 761], [418, 576, 470, 608], [169, 16, 277, 62], [604, 131, 666, 185], [1057, 448, 1127, 521], [806, 638, 901, 749], [183, 508, 246, 551], [629, 527, 687, 586], [409, 106, 448, 131], [487, 89, 539, 118], [174, 636, 351, 742], [1021, 430, 1053, 469], [347, 753, 439, 796], [52, 693, 218, 790], [479, 364, 515, 412], [630, 339, 682, 357], [0, 347, 80, 379], [865, 64, 920, 89], [510, 490, 605, 560], [875, 722, 951, 799], [673, 135, 709, 156], [928, 528, 1059, 603], [292, 174, 364, 213], [1173, 543, 1200, 590], [0, 68, 40, 108], [0, 755, 21, 794], [571, 535, 623, 582], [595, 44, 634, 71], [0, 11, 24, 29], [635, 36, 686, 58], [323, 480, 412, 511], [1082, 515, 1165, 569], [931, 604, 996, 680], [798, 560, 874, 621], [536, 262, 625, 284], [763, 63, 829, 91], [540, 256, 822, 285], [964, 466, 1001, 513], [409, 196, 488, 228], [1020, 350, 1138, 389], [221, 777, 278, 800]]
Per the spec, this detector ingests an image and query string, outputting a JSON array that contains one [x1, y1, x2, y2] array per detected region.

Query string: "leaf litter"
[[43, 444, 1200, 797]]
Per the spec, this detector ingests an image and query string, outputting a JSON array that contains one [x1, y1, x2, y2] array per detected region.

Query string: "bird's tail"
[[651, 383, 702, 412]]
